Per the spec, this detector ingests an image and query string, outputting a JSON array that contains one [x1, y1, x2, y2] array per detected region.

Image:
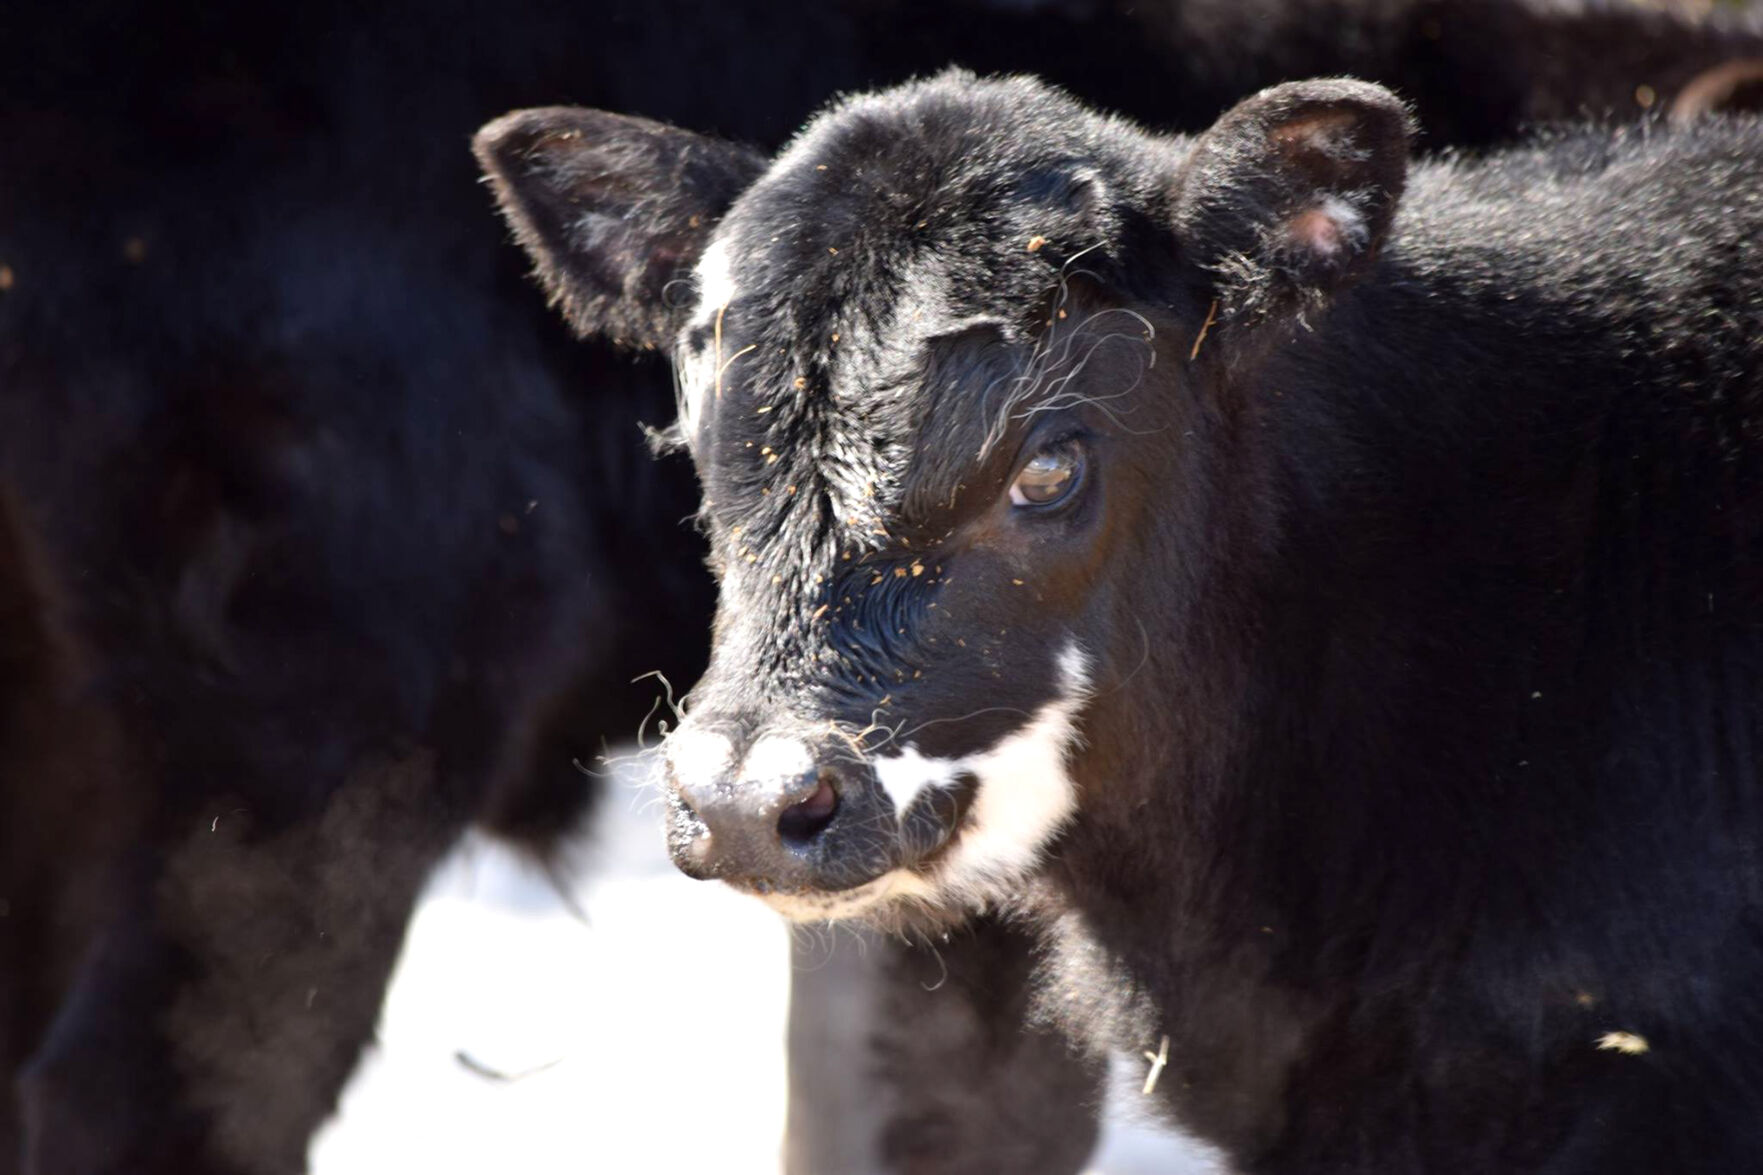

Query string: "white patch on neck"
[[781, 641, 1093, 923], [677, 237, 736, 441]]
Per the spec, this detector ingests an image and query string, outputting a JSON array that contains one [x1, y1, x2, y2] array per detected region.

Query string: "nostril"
[[777, 772, 840, 844]]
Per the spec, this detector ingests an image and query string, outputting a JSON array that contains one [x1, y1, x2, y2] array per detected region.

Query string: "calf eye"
[[1009, 441, 1084, 508]]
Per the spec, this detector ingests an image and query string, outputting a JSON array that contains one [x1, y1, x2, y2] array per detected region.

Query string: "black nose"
[[666, 754, 896, 892]]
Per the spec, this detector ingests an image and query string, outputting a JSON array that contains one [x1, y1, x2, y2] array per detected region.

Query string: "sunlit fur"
[[486, 66, 1763, 1175], [664, 78, 1763, 1173]]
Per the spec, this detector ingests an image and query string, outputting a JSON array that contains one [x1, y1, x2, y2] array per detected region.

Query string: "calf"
[[8, 0, 1756, 1168], [480, 73, 1763, 1172]]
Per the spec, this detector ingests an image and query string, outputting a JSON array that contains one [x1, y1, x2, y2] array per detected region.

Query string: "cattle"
[[0, 4, 724, 1171], [479, 70, 1763, 1173], [7, 0, 1762, 1169], [1116, 0, 1763, 142], [0, 51, 716, 1175]]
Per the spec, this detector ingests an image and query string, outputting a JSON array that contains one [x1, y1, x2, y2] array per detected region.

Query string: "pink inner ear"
[[1287, 202, 1351, 259]]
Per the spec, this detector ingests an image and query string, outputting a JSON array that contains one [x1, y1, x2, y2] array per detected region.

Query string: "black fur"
[[7, 0, 1761, 1169], [499, 69, 1763, 1173], [0, 4, 734, 1171]]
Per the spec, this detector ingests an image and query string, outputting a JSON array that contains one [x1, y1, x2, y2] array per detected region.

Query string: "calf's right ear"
[[473, 108, 766, 350], [1172, 79, 1413, 340]]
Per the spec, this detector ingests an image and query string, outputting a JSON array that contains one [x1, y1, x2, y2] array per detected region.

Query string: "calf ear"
[[473, 107, 766, 350], [1173, 79, 1413, 335]]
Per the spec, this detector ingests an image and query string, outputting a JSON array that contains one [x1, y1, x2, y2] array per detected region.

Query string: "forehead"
[[675, 75, 1160, 542], [702, 76, 1137, 350]]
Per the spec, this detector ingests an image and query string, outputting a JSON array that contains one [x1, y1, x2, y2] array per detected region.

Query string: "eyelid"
[[1026, 427, 1087, 456], [1010, 428, 1088, 478]]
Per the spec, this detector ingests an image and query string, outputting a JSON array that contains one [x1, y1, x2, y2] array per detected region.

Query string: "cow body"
[[0, 4, 725, 1170], [483, 72, 1763, 1172]]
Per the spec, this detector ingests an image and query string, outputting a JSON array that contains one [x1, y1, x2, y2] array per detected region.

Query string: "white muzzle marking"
[[664, 727, 734, 794], [766, 640, 1094, 921]]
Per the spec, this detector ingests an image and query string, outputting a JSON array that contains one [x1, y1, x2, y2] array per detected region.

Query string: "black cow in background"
[[5, 0, 1763, 1172], [0, 4, 730, 1170]]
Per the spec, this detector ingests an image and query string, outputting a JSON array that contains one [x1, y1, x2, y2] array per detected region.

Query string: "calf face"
[[478, 73, 1410, 922]]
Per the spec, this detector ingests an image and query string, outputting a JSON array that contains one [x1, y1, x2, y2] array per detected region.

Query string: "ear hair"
[[473, 107, 766, 350], [1173, 78, 1414, 334]]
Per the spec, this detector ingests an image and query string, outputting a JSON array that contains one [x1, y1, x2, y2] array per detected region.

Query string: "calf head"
[[477, 73, 1411, 923]]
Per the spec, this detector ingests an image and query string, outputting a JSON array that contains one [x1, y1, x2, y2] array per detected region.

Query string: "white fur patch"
[[690, 237, 736, 327], [677, 237, 736, 439], [872, 744, 962, 819], [771, 641, 1094, 922], [740, 735, 814, 790], [664, 727, 734, 792]]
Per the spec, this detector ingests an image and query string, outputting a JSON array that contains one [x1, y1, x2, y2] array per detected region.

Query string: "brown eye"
[[1009, 443, 1083, 508]]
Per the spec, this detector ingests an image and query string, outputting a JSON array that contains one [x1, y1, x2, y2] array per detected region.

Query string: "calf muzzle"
[[663, 730, 900, 894]]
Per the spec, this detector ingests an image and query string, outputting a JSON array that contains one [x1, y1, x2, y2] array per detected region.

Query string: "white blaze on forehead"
[[786, 640, 1093, 923], [677, 236, 736, 440], [664, 726, 734, 790], [690, 236, 737, 328]]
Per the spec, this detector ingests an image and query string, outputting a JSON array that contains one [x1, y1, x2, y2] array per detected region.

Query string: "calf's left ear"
[[474, 107, 766, 350], [1172, 79, 1413, 333]]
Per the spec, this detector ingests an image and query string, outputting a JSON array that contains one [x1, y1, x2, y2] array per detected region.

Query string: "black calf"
[[484, 68, 1763, 1174], [8, 0, 1762, 1168]]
